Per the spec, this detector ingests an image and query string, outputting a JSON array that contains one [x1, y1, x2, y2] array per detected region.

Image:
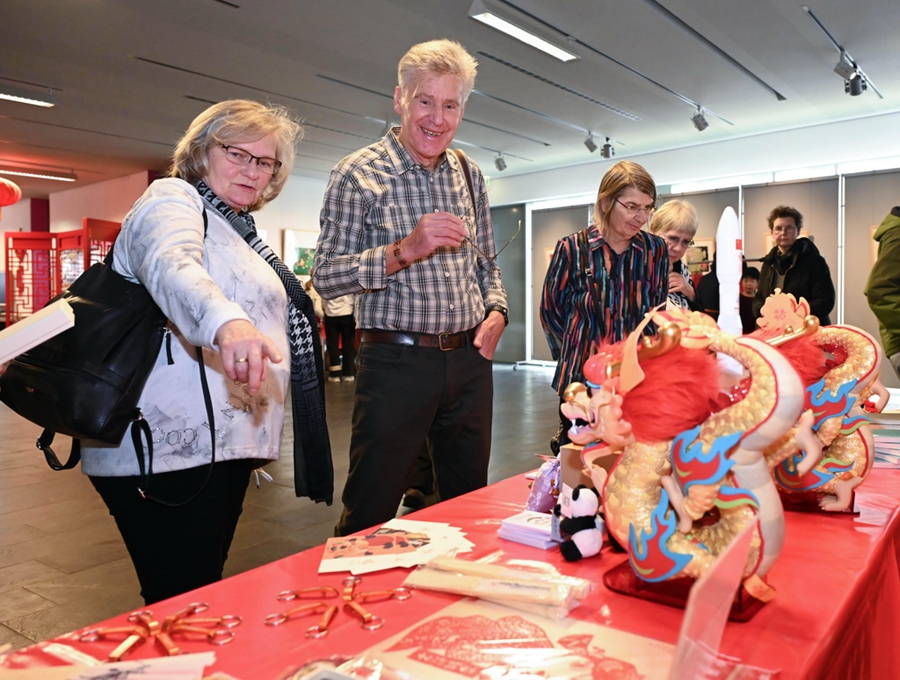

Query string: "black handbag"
[[0, 245, 168, 470]]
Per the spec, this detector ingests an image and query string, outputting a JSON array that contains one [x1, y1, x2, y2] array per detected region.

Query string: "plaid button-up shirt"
[[314, 130, 507, 335]]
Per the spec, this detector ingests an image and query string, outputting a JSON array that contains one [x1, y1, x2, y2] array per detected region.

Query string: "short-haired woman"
[[647, 199, 702, 311], [82, 100, 331, 604], [540, 160, 669, 450]]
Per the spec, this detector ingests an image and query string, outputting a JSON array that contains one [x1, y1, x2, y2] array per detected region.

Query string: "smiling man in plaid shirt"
[[314, 39, 508, 536]]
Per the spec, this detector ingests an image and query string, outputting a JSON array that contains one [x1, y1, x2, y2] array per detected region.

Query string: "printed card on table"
[[319, 519, 473, 575], [365, 598, 674, 679]]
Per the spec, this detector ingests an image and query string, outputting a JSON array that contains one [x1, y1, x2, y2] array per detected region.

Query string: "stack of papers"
[[870, 412, 900, 469], [498, 510, 558, 549], [318, 518, 474, 575]]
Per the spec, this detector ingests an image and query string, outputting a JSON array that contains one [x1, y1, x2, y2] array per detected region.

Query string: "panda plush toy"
[[554, 484, 604, 562]]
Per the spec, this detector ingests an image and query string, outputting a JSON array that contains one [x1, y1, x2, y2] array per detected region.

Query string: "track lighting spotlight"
[[804, 6, 883, 100], [846, 72, 866, 96], [600, 138, 614, 159], [691, 108, 709, 132], [833, 51, 856, 80], [494, 154, 507, 171], [584, 132, 598, 153]]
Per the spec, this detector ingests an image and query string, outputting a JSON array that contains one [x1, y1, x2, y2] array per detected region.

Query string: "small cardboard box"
[[559, 443, 593, 490], [559, 442, 619, 491]]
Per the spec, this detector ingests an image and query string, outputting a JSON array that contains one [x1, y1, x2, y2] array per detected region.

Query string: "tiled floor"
[[0, 363, 559, 650]]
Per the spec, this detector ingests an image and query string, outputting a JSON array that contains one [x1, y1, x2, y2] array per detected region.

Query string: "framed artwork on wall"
[[283, 229, 319, 281], [686, 238, 715, 275]]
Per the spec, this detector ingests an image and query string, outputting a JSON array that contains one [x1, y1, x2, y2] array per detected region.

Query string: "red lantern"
[[0, 177, 22, 207]]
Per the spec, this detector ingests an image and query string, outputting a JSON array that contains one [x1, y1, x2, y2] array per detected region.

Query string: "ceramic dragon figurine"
[[755, 291, 889, 511], [561, 308, 804, 596]]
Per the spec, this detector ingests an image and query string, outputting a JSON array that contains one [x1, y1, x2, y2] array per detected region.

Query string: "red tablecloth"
[[5, 469, 900, 679]]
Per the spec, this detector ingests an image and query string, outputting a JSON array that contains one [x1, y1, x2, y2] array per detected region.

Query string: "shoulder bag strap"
[[577, 229, 604, 325], [137, 206, 215, 506], [451, 149, 477, 220]]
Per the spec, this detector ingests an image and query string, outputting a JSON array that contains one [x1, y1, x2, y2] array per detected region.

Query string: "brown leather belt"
[[360, 328, 475, 351]]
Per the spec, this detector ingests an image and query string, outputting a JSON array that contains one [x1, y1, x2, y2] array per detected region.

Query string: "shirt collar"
[[385, 127, 450, 176], [589, 224, 646, 252]]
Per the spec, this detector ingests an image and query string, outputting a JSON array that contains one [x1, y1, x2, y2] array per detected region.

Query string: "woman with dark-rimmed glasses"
[[540, 160, 669, 452]]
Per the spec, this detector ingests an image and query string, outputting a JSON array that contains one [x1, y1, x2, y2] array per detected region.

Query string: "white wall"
[[50, 172, 151, 232], [0, 199, 33, 234], [0, 199, 35, 271], [254, 174, 328, 261]]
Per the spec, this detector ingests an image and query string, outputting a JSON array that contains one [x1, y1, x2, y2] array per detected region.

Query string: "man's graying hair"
[[397, 39, 478, 102]]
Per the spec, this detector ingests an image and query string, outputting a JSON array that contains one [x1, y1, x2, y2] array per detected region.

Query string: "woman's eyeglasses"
[[615, 198, 656, 217], [217, 143, 282, 175], [665, 234, 695, 248]]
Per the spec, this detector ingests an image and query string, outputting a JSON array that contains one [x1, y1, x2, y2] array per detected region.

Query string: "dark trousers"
[[406, 441, 435, 496], [90, 459, 259, 604], [324, 314, 357, 376], [335, 339, 493, 536]]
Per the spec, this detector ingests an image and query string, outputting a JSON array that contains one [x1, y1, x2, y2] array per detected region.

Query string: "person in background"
[[695, 252, 720, 321], [865, 206, 900, 380], [304, 268, 325, 320], [753, 206, 834, 324], [740, 266, 760, 333], [647, 199, 702, 311], [540, 160, 668, 452], [322, 291, 357, 383], [314, 39, 508, 537], [81, 100, 331, 604]]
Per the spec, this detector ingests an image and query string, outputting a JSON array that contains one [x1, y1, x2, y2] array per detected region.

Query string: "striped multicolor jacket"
[[540, 225, 669, 394]]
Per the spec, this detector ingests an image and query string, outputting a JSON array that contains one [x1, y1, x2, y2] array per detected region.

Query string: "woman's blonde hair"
[[397, 39, 478, 103], [593, 160, 657, 229], [648, 199, 699, 237], [169, 99, 303, 212]]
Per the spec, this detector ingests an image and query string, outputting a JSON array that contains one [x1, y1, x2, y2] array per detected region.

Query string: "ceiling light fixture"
[[584, 132, 598, 153], [0, 166, 77, 182], [468, 0, 579, 62], [802, 5, 883, 99], [691, 108, 709, 131], [601, 138, 614, 159], [494, 154, 507, 172], [0, 84, 55, 108]]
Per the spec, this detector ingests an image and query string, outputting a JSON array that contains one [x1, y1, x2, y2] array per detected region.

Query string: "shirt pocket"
[[367, 204, 412, 241]]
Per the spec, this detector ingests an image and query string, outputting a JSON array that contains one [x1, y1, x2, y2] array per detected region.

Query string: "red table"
[[4, 469, 900, 679]]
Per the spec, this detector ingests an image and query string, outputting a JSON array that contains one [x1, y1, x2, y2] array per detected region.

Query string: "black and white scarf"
[[196, 180, 333, 504]]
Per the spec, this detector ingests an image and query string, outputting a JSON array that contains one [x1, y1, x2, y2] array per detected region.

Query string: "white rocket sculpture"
[[716, 206, 743, 337], [716, 206, 744, 376]]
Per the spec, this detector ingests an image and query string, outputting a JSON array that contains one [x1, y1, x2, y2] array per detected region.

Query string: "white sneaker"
[[343, 376, 356, 383], [328, 376, 341, 383]]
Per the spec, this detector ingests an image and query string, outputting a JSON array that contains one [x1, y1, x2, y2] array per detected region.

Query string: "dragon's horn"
[[766, 315, 820, 347]]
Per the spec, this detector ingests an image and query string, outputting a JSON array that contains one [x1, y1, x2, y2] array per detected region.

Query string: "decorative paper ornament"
[[0, 177, 23, 207]]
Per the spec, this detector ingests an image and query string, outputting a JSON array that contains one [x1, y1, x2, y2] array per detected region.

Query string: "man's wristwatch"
[[486, 304, 509, 326]]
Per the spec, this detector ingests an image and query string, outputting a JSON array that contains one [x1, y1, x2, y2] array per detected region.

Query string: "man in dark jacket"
[[753, 206, 835, 325], [864, 206, 900, 379]]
